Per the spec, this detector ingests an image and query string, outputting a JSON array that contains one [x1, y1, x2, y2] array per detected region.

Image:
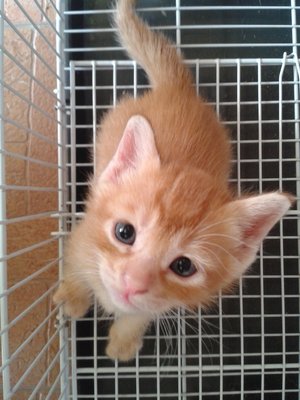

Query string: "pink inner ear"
[[226, 193, 291, 272], [117, 127, 137, 169], [243, 214, 273, 243], [236, 193, 292, 248], [100, 115, 160, 184]]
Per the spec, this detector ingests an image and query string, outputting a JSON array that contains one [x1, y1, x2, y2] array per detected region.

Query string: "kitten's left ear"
[[100, 115, 160, 184], [227, 192, 293, 270]]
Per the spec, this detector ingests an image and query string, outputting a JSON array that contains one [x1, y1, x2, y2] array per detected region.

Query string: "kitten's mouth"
[[109, 285, 170, 315], [101, 272, 168, 314], [101, 271, 149, 312], [107, 285, 143, 312], [99, 271, 137, 311]]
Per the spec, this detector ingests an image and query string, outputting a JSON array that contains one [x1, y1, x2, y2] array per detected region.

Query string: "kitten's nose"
[[122, 263, 153, 297], [123, 272, 150, 296]]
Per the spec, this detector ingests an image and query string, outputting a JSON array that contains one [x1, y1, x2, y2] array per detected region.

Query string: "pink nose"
[[122, 270, 151, 298]]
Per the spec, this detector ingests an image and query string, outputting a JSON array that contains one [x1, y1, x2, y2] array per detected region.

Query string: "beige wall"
[[2, 1, 61, 398]]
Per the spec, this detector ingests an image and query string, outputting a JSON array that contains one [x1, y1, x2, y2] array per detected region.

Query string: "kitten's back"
[[95, 1, 231, 185]]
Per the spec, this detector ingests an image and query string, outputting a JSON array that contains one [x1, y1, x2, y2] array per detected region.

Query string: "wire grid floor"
[[64, 57, 300, 399]]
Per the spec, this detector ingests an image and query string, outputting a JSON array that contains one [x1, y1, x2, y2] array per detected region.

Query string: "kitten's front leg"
[[54, 280, 91, 318], [106, 314, 151, 361]]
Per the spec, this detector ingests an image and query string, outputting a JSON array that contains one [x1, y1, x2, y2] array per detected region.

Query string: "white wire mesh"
[[64, 2, 300, 58], [64, 56, 300, 399], [0, 0, 68, 398]]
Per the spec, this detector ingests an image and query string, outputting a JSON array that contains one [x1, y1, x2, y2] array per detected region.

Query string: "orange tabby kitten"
[[54, 0, 292, 361]]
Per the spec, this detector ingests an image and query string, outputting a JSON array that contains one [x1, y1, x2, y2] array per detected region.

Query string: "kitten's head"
[[86, 115, 292, 315]]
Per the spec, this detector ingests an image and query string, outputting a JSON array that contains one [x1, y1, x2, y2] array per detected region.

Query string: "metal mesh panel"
[[65, 57, 300, 399], [65, 1, 300, 399], [64, 1, 300, 59], [0, 0, 69, 398]]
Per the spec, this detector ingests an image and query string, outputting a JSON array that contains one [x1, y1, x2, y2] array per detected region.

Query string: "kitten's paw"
[[53, 283, 90, 318], [106, 323, 143, 361]]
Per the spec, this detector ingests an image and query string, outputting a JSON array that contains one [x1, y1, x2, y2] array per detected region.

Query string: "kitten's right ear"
[[100, 115, 160, 184], [226, 192, 293, 271]]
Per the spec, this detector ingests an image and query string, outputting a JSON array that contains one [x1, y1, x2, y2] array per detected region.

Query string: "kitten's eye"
[[114, 222, 136, 245], [169, 257, 196, 277]]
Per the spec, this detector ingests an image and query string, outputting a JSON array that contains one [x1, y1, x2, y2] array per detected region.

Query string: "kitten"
[[54, 0, 293, 361]]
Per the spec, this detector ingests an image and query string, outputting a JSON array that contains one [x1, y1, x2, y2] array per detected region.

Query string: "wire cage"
[[1, 1, 300, 399]]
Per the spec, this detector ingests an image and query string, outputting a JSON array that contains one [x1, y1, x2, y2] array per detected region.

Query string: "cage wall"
[[65, 57, 300, 400], [63, 1, 300, 399], [0, 0, 69, 399]]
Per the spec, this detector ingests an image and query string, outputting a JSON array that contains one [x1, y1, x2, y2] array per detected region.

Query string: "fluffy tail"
[[114, 0, 192, 89]]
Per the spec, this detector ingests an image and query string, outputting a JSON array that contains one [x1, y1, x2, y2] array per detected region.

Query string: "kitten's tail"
[[114, 0, 192, 89]]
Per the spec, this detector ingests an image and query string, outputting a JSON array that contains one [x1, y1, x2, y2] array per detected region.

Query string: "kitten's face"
[[87, 164, 241, 315], [83, 116, 290, 316]]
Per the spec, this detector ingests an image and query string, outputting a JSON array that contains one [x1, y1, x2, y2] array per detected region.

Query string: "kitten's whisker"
[[196, 217, 236, 235], [198, 239, 240, 265], [162, 317, 175, 360], [199, 232, 257, 251], [159, 312, 177, 363], [180, 317, 198, 336], [201, 316, 221, 333], [198, 245, 230, 276]]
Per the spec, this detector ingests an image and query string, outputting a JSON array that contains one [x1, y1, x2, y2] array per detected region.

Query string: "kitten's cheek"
[[99, 268, 115, 297], [98, 268, 133, 310]]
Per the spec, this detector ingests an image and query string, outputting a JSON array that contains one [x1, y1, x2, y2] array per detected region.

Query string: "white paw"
[[106, 323, 143, 361]]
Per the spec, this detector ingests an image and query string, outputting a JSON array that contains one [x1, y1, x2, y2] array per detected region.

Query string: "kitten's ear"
[[100, 115, 160, 184], [228, 192, 293, 269]]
